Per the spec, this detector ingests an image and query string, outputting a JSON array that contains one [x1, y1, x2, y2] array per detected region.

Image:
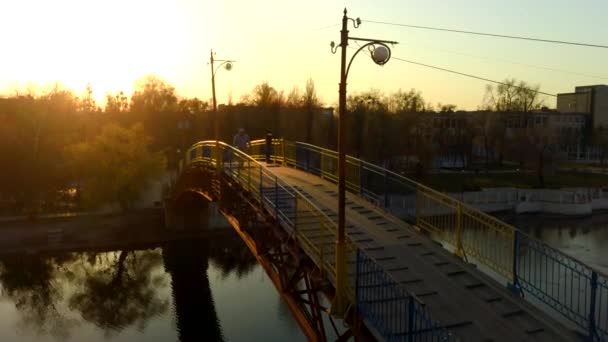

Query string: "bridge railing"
[[251, 139, 608, 341], [183, 140, 358, 297], [182, 140, 454, 338], [357, 249, 455, 341]]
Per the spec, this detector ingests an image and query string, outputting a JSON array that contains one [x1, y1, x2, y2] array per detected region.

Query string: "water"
[[506, 213, 608, 273], [0, 229, 306, 342]]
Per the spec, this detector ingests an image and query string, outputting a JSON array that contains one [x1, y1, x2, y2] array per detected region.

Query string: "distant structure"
[[557, 85, 608, 129]]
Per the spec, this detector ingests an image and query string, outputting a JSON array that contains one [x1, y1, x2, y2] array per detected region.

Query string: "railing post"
[[588, 271, 599, 341], [407, 296, 415, 342], [355, 249, 361, 307], [282, 138, 286, 165], [274, 176, 279, 220], [293, 195, 297, 232], [508, 230, 523, 297], [259, 166, 263, 204], [247, 160, 251, 191], [454, 203, 466, 260], [215, 141, 221, 175], [383, 169, 389, 208], [358, 160, 363, 196], [305, 147, 310, 171]]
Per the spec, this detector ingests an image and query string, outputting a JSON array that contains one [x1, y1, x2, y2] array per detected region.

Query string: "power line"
[[365, 20, 608, 49], [347, 45, 556, 97], [402, 43, 608, 80], [391, 55, 557, 97], [312, 23, 340, 31]]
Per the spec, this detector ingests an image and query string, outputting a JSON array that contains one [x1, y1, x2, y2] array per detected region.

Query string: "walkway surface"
[[264, 164, 578, 342]]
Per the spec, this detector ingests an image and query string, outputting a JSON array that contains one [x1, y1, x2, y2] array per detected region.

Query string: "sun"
[[1, 0, 192, 100]]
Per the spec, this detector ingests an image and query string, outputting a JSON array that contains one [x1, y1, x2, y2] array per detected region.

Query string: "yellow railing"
[[416, 185, 514, 280], [246, 139, 517, 282], [180, 140, 355, 314]]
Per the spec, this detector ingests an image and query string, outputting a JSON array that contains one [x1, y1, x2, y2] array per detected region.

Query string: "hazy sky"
[[1, 0, 607, 109]]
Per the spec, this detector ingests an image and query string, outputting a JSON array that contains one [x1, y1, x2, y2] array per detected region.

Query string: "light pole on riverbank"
[[330, 8, 397, 314], [210, 49, 235, 141]]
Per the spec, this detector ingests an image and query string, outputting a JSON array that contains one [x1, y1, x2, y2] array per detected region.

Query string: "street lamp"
[[210, 49, 235, 141], [330, 8, 397, 314]]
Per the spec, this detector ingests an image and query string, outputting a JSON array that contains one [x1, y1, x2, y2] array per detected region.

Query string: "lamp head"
[[224, 62, 233, 71], [371, 45, 390, 65]]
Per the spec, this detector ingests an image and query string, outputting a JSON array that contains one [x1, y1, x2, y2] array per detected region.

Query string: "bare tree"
[[483, 79, 544, 112]]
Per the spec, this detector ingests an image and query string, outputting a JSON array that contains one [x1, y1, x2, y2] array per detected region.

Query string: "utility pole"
[[330, 8, 396, 315]]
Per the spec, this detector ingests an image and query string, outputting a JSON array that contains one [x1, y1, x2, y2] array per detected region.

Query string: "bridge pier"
[[164, 195, 227, 231]]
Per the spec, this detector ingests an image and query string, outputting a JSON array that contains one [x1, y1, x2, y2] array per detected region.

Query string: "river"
[[1, 212, 607, 341], [0, 227, 305, 342], [504, 213, 608, 274]]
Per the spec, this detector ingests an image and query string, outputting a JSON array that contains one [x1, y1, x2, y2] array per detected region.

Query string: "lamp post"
[[210, 49, 235, 141], [330, 8, 397, 314]]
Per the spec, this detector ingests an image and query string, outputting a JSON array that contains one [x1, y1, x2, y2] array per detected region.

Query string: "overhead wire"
[[391, 56, 557, 97], [347, 46, 557, 97], [364, 20, 608, 49], [399, 43, 608, 80]]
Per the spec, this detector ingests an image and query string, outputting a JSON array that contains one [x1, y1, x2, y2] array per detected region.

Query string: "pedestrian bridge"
[[169, 139, 607, 342]]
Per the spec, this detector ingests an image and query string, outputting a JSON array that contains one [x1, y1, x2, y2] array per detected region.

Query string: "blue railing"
[[515, 232, 608, 341], [356, 249, 454, 342]]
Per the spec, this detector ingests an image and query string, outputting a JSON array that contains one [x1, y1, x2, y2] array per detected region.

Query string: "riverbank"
[[0, 208, 227, 255], [450, 187, 608, 216], [414, 171, 608, 192]]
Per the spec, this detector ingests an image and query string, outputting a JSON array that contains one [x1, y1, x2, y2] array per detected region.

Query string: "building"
[[557, 85, 608, 129]]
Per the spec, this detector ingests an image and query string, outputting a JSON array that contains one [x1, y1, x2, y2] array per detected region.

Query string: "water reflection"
[[163, 239, 223, 341], [68, 250, 169, 336], [0, 254, 78, 340], [504, 214, 608, 273], [0, 228, 281, 342]]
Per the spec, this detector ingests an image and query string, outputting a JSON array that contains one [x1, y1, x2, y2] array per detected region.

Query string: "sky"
[[1, 0, 607, 110]]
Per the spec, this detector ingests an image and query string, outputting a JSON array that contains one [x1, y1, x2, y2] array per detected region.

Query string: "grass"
[[411, 171, 608, 192]]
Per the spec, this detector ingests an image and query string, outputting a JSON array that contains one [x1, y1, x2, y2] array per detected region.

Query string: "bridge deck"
[[264, 164, 577, 342]]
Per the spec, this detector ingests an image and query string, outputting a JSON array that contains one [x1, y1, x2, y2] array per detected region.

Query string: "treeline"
[[0, 76, 335, 214], [0, 74, 559, 214]]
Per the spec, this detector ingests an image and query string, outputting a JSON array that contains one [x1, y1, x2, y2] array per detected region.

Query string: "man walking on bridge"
[[233, 128, 250, 168]]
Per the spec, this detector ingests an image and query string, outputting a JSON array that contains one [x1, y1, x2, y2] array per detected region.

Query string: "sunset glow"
[[1, 0, 606, 109]]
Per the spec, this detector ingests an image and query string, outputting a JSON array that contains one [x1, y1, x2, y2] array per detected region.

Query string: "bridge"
[[168, 139, 608, 342]]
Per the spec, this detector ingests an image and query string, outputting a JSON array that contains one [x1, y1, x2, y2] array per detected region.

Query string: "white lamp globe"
[[371, 46, 390, 65]]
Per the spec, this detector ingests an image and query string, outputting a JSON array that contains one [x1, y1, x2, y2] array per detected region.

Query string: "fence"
[[357, 249, 454, 341]]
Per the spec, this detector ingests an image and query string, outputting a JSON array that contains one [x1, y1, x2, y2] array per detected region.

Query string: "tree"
[[347, 89, 390, 160], [105, 91, 129, 113], [436, 103, 457, 113], [482, 78, 544, 112], [65, 123, 166, 211], [0, 88, 81, 215], [285, 86, 302, 107], [249, 81, 282, 107], [130, 75, 178, 114], [470, 112, 507, 168], [303, 78, 321, 144], [504, 119, 557, 187], [78, 83, 99, 113], [389, 88, 428, 113], [178, 97, 208, 114]]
